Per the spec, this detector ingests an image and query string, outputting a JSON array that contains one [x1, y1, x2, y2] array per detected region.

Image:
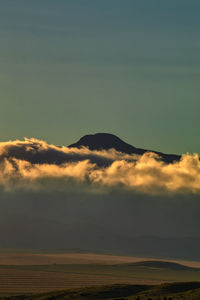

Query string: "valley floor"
[[0, 250, 200, 297]]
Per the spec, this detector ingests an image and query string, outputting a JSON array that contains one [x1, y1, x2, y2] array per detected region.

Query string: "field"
[[0, 250, 200, 296]]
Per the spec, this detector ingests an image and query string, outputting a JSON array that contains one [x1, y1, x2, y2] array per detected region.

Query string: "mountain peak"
[[69, 133, 180, 163], [69, 133, 139, 153], [79, 133, 123, 144]]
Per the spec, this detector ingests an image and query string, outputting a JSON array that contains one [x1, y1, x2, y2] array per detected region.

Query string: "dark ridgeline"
[[5, 282, 200, 299], [69, 133, 180, 163]]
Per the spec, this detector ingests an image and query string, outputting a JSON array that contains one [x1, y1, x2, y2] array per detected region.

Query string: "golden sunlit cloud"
[[0, 138, 199, 194]]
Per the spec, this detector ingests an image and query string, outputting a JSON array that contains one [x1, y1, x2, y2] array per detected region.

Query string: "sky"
[[0, 0, 200, 154], [1, 1, 200, 254]]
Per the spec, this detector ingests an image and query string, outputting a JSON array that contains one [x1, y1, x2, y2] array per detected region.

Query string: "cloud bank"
[[0, 138, 199, 194]]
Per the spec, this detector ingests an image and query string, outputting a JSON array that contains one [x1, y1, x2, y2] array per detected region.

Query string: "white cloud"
[[0, 138, 199, 194]]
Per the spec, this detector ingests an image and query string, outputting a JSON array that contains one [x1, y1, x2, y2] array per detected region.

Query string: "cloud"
[[0, 138, 199, 194]]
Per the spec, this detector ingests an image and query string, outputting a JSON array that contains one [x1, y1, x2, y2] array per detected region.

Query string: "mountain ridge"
[[69, 133, 180, 163]]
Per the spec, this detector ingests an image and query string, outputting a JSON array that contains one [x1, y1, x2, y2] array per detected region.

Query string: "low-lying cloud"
[[0, 138, 200, 194]]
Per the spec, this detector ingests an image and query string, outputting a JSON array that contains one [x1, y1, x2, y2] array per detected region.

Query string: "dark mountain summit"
[[69, 133, 180, 163], [69, 133, 139, 153]]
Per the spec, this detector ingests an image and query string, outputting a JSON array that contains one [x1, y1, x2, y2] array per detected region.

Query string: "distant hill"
[[69, 133, 180, 163], [124, 260, 197, 271]]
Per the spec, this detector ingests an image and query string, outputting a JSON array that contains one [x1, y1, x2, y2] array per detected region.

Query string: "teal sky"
[[0, 0, 200, 154]]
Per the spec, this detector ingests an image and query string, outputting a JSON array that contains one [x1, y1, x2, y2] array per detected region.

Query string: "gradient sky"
[[0, 0, 200, 154]]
